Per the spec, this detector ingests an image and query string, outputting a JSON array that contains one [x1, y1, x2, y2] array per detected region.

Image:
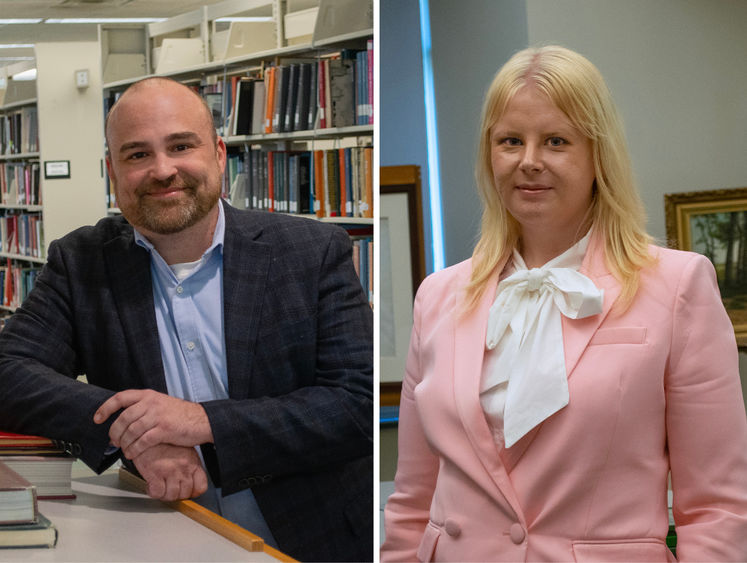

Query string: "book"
[[233, 78, 255, 136], [0, 432, 53, 448], [0, 432, 74, 500], [1, 456, 75, 500], [0, 513, 58, 549], [251, 81, 266, 136], [0, 461, 37, 525], [329, 58, 356, 128]]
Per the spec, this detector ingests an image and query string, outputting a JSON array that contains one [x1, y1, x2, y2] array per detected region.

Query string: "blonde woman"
[[381, 45, 747, 562]]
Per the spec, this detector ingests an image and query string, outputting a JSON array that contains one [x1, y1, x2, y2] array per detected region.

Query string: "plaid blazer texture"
[[0, 201, 374, 562]]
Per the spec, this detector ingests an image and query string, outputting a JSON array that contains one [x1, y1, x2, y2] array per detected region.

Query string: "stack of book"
[[0, 431, 75, 500], [0, 461, 58, 549]]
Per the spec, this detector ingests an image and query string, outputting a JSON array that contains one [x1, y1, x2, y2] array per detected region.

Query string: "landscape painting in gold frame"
[[665, 187, 747, 348]]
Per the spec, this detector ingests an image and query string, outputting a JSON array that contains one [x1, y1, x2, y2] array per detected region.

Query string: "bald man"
[[0, 77, 373, 562]]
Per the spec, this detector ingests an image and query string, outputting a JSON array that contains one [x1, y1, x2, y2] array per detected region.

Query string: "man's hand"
[[133, 443, 208, 501], [93, 389, 213, 459]]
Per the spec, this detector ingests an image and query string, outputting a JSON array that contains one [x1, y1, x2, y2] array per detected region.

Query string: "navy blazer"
[[0, 201, 373, 562]]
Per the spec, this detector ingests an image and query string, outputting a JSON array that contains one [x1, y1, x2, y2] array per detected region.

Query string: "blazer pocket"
[[572, 538, 672, 562], [588, 327, 647, 346], [416, 522, 441, 562]]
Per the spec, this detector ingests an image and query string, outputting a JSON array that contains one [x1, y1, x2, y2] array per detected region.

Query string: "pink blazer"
[[381, 236, 747, 562]]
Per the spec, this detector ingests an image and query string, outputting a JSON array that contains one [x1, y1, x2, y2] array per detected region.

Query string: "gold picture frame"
[[665, 187, 747, 348]]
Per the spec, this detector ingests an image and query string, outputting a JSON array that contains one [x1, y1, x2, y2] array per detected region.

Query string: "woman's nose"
[[519, 145, 544, 173]]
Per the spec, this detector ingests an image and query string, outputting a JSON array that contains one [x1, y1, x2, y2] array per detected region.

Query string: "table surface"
[[0, 462, 282, 562]]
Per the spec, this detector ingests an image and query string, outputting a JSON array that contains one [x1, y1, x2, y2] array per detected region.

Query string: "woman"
[[381, 45, 747, 562]]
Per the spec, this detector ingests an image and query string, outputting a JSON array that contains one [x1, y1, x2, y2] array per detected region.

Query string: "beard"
[[121, 173, 221, 235]]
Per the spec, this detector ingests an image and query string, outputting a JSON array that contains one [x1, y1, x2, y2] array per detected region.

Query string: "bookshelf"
[[101, 0, 374, 304], [0, 42, 108, 314]]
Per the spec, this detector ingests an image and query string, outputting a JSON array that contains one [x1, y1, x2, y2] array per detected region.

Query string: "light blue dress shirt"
[[133, 203, 277, 547]]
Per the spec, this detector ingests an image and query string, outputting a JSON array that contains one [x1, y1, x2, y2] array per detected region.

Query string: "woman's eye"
[[547, 137, 567, 147], [500, 137, 522, 146]]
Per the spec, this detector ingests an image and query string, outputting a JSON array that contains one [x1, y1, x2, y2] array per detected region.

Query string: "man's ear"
[[216, 137, 227, 173], [105, 156, 117, 190]]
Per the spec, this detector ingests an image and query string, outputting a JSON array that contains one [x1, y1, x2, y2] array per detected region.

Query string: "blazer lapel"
[[103, 231, 167, 393], [221, 203, 271, 399], [452, 261, 526, 520], [562, 231, 622, 379]]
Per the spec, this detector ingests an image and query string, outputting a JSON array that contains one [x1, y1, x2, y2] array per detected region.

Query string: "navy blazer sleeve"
[[0, 234, 120, 472]]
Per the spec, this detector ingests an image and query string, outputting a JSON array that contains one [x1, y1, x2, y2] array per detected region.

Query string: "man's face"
[[105, 80, 226, 238]]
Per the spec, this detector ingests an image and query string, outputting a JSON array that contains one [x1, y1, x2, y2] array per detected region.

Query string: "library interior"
[[0, 0, 373, 561]]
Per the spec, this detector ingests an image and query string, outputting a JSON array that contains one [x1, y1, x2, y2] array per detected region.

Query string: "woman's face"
[[490, 84, 596, 246]]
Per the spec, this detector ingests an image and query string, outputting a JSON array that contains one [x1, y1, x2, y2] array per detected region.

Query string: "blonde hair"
[[466, 45, 653, 311]]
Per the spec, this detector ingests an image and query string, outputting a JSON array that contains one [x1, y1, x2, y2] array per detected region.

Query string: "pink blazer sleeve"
[[381, 278, 439, 562], [665, 253, 747, 561]]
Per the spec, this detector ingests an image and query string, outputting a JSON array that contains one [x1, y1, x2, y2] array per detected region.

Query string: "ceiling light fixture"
[[11, 68, 37, 81], [214, 17, 274, 22], [43, 18, 167, 24], [0, 19, 44, 24], [0, 44, 35, 49]]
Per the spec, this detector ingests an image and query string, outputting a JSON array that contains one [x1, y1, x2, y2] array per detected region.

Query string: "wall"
[[526, 0, 747, 244], [380, 0, 431, 267], [35, 42, 108, 247], [380, 0, 528, 272]]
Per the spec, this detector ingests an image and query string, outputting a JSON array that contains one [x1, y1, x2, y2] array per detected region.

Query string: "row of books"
[[208, 40, 373, 138], [0, 431, 75, 549], [0, 107, 39, 155], [0, 161, 42, 206], [351, 236, 373, 307], [0, 213, 45, 260], [225, 146, 373, 219], [1, 261, 41, 310]]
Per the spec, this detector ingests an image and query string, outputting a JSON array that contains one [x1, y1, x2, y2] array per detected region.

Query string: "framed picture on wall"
[[665, 187, 747, 348], [379, 165, 426, 406]]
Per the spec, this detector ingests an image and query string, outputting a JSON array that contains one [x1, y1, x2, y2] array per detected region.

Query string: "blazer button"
[[444, 518, 461, 537], [509, 523, 525, 544]]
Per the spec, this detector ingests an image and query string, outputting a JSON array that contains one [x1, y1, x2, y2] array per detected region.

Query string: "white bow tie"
[[485, 265, 603, 447]]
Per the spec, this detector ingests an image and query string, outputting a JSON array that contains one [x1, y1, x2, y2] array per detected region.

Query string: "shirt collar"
[[133, 201, 226, 260], [512, 229, 592, 273]]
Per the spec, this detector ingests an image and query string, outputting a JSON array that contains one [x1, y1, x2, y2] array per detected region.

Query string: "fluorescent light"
[[214, 17, 273, 22], [0, 57, 35, 62], [43, 18, 167, 24], [12, 68, 37, 81], [0, 19, 43, 24], [419, 0, 445, 272], [0, 44, 35, 49]]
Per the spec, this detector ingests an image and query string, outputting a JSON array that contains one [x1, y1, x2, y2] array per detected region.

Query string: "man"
[[0, 77, 373, 562]]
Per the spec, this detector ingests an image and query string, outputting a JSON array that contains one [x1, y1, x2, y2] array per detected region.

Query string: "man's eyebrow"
[[166, 131, 202, 143], [117, 140, 148, 154], [116, 132, 202, 154]]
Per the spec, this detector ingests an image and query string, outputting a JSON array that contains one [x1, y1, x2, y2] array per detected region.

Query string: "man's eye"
[[127, 151, 147, 160], [173, 144, 190, 152]]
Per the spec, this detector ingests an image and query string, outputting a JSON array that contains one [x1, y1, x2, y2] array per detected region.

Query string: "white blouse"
[[480, 233, 604, 448]]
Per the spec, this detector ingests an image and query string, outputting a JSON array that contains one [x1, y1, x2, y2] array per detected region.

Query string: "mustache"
[[135, 177, 198, 197]]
